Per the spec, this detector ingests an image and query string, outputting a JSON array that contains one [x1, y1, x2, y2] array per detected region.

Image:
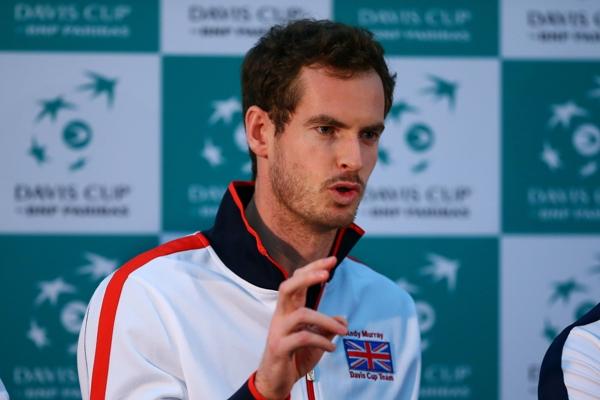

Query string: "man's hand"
[[254, 256, 348, 399]]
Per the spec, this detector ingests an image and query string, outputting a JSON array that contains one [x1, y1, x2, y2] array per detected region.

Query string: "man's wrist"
[[250, 371, 291, 400]]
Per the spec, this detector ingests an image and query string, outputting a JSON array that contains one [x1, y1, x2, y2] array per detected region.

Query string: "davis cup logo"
[[28, 71, 117, 172], [27, 252, 118, 354], [200, 96, 250, 174], [396, 252, 460, 351], [380, 74, 458, 174], [541, 76, 600, 178]]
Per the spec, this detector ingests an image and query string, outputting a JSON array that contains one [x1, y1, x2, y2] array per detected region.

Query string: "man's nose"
[[336, 136, 363, 171]]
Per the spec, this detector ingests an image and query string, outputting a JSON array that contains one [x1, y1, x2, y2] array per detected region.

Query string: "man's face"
[[268, 66, 385, 230]]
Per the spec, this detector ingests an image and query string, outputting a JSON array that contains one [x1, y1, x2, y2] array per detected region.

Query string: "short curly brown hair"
[[241, 19, 396, 179]]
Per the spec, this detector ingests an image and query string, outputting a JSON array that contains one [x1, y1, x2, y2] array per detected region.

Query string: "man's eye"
[[316, 126, 334, 135], [361, 131, 380, 142]]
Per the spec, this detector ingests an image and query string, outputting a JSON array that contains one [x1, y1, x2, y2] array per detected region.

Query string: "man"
[[78, 19, 420, 399]]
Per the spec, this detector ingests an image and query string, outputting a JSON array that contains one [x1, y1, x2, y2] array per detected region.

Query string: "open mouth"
[[329, 182, 361, 203], [331, 182, 360, 192]]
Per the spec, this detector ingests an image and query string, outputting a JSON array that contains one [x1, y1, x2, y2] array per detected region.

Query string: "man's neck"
[[245, 196, 337, 276]]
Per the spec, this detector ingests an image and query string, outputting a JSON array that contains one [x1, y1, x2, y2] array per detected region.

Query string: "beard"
[[270, 149, 363, 231]]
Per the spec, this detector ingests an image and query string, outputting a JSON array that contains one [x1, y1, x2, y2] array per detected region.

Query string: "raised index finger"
[[276, 256, 337, 313]]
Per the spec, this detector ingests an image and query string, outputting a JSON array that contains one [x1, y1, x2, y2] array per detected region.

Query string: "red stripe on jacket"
[[90, 233, 209, 400]]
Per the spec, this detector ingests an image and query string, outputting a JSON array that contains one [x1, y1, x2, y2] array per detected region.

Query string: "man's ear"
[[245, 105, 274, 160]]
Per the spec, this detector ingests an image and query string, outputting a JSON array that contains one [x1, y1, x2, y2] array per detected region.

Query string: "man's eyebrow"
[[364, 122, 386, 134], [304, 114, 349, 129], [304, 114, 385, 133]]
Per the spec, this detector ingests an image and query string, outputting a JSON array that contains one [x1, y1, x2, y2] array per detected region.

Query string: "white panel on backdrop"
[[501, 236, 600, 400], [356, 58, 499, 235], [0, 53, 160, 233], [161, 0, 332, 55], [502, 0, 600, 59]]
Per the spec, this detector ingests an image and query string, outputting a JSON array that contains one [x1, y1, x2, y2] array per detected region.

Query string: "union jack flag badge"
[[343, 339, 394, 373]]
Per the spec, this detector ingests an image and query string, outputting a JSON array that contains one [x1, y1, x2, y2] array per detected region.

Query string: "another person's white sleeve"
[[562, 320, 600, 400], [0, 377, 9, 400]]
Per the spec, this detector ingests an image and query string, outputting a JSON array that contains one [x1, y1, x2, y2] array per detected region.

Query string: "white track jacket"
[[78, 181, 421, 399]]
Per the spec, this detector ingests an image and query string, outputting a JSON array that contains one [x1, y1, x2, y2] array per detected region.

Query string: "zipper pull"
[[306, 369, 315, 382]]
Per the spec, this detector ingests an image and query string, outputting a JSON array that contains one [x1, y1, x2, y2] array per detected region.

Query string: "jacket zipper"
[[306, 283, 326, 400], [306, 369, 316, 400], [306, 231, 346, 400]]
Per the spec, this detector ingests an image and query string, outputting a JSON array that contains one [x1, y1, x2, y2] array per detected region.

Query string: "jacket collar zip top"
[[203, 181, 364, 308]]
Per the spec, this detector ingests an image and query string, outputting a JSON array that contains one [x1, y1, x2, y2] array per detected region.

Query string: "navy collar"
[[203, 181, 364, 292]]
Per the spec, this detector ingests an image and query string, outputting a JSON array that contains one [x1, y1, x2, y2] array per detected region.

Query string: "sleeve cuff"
[[228, 372, 290, 400], [249, 371, 269, 400]]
